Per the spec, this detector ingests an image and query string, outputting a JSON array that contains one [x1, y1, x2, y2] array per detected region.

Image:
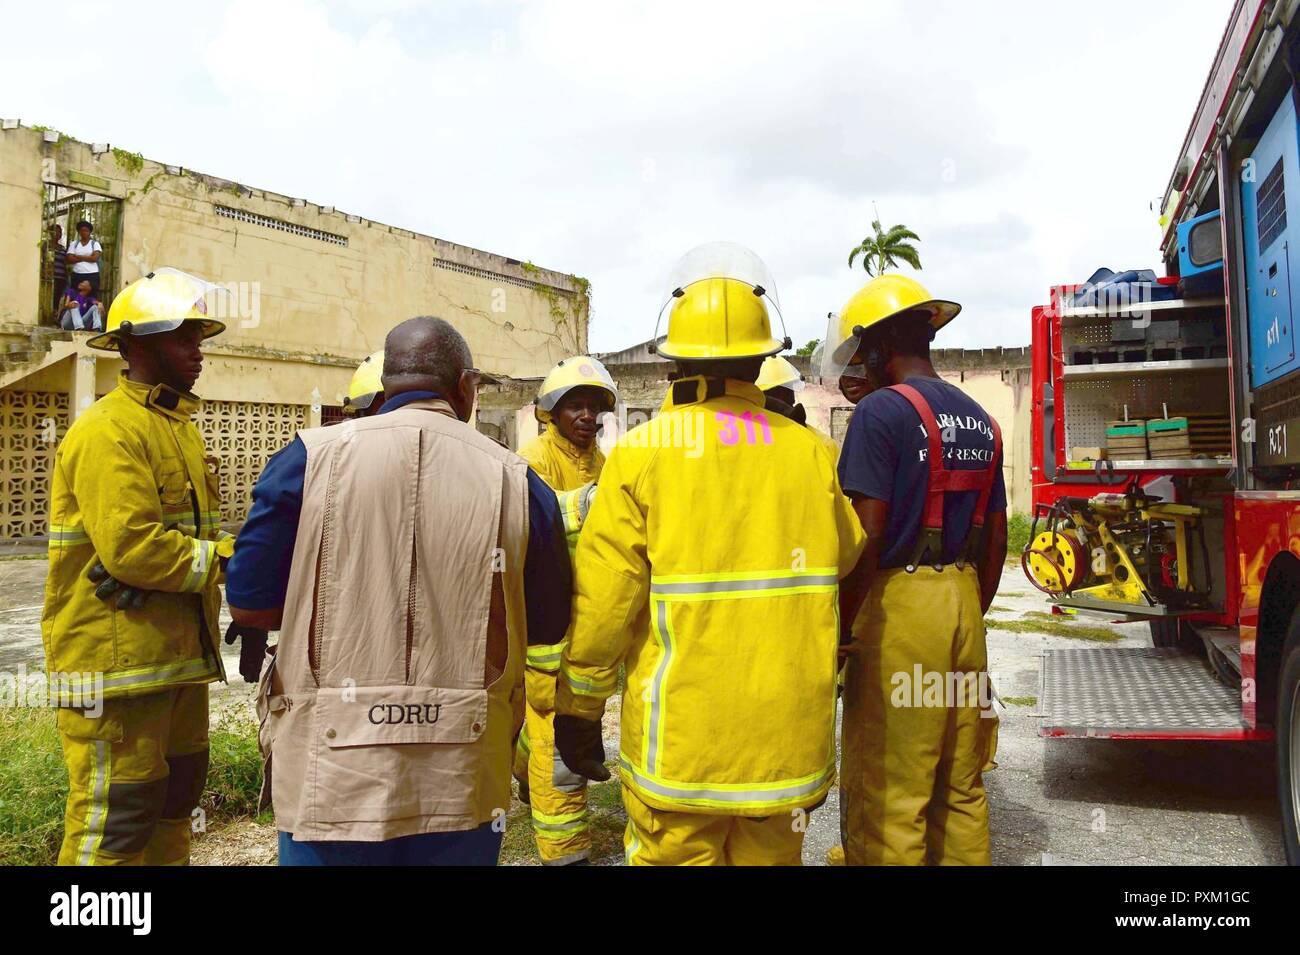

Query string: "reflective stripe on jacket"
[[556, 483, 598, 557], [42, 374, 229, 701], [522, 481, 597, 714], [556, 376, 866, 815], [518, 422, 605, 492]]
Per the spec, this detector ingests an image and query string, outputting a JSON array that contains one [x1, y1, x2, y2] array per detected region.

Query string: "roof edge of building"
[[5, 122, 587, 296]]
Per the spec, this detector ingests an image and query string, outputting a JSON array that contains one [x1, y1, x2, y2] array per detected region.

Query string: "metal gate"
[[40, 186, 121, 324]]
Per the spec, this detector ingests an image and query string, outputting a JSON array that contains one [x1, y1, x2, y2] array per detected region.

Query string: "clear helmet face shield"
[[91, 267, 230, 350], [664, 241, 782, 308], [820, 309, 867, 381], [126, 267, 230, 338], [652, 241, 791, 350]]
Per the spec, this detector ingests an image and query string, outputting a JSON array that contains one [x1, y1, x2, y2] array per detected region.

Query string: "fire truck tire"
[[1277, 617, 1300, 866], [1149, 618, 1197, 651]]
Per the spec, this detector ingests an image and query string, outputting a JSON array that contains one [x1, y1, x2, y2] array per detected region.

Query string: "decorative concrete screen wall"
[[194, 399, 307, 524], [0, 389, 303, 538], [0, 390, 68, 538]]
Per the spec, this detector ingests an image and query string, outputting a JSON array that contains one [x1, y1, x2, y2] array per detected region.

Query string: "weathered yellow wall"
[[0, 125, 588, 386], [0, 124, 590, 538], [0, 129, 43, 327]]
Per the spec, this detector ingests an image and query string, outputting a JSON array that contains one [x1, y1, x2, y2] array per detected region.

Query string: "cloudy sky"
[[2, 0, 1230, 352]]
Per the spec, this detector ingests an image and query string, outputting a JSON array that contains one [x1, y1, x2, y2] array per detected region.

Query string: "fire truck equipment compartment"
[[1242, 92, 1300, 387]]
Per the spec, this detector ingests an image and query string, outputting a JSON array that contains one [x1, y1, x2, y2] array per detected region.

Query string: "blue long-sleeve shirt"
[[226, 391, 571, 646]]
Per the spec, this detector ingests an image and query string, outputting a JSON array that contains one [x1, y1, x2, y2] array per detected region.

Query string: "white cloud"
[[0, 0, 1231, 351]]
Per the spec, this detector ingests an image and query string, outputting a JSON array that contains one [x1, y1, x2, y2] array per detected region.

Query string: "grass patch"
[[987, 613, 1122, 643], [0, 703, 269, 865], [0, 708, 67, 865], [1007, 512, 1032, 560], [988, 605, 1016, 614], [498, 797, 537, 864], [204, 707, 273, 826], [1001, 696, 1037, 707]]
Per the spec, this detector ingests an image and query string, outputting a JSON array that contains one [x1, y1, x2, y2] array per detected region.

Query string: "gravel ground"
[[2, 556, 1285, 865]]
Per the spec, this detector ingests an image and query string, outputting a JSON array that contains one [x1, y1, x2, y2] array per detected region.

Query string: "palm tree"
[[847, 218, 922, 275]]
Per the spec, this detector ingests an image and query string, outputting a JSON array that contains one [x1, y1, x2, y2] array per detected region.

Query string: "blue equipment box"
[[1242, 93, 1300, 388], [1177, 210, 1223, 297]]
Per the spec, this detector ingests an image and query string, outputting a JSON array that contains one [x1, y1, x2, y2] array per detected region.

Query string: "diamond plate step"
[[1203, 632, 1241, 674], [1040, 647, 1266, 740]]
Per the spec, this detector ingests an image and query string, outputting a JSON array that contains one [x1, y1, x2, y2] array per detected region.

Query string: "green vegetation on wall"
[[111, 148, 145, 177]]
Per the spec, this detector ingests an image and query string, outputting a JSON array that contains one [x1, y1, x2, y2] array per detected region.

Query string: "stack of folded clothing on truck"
[[1070, 268, 1178, 311]]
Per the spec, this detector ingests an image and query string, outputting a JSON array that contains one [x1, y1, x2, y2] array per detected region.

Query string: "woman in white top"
[[66, 220, 102, 295]]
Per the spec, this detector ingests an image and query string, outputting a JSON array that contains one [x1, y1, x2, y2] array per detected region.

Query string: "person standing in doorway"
[[66, 221, 103, 296], [45, 224, 68, 320]]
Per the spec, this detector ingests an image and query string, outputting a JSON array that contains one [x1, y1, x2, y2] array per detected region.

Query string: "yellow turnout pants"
[[621, 787, 805, 866], [841, 565, 997, 866], [58, 684, 210, 866], [513, 666, 590, 865]]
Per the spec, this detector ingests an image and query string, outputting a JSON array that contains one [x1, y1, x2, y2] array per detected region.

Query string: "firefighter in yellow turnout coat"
[[43, 270, 233, 865], [518, 356, 615, 491], [514, 358, 617, 864], [554, 244, 865, 865]]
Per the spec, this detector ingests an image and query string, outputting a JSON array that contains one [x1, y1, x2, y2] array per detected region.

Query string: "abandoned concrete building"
[[0, 123, 590, 540], [0, 122, 1030, 544]]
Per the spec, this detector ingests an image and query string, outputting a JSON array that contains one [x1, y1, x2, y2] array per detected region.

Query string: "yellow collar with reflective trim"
[[660, 376, 764, 411], [116, 372, 201, 421]]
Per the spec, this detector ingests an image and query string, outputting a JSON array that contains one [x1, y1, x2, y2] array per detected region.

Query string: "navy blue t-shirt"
[[838, 376, 1006, 569]]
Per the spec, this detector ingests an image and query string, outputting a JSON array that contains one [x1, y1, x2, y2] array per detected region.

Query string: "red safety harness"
[[887, 383, 1003, 573]]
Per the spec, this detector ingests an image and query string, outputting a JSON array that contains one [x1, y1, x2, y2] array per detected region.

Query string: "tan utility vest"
[[258, 399, 530, 842]]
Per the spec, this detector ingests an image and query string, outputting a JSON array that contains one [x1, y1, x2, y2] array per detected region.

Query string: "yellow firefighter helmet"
[[756, 355, 805, 392], [654, 242, 790, 361], [821, 274, 960, 379], [343, 350, 385, 414], [87, 268, 227, 352], [536, 356, 618, 423]]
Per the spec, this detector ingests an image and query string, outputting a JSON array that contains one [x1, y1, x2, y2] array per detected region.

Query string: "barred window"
[[433, 257, 569, 292], [215, 205, 348, 246]]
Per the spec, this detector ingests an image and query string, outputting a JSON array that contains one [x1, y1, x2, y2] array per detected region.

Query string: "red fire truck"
[[1025, 0, 1300, 862]]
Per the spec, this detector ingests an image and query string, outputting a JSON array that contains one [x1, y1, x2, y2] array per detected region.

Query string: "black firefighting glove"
[[224, 622, 269, 684], [554, 714, 611, 782], [86, 561, 151, 610]]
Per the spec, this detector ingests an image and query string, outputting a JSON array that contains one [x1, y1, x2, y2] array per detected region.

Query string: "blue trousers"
[[278, 822, 503, 866]]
